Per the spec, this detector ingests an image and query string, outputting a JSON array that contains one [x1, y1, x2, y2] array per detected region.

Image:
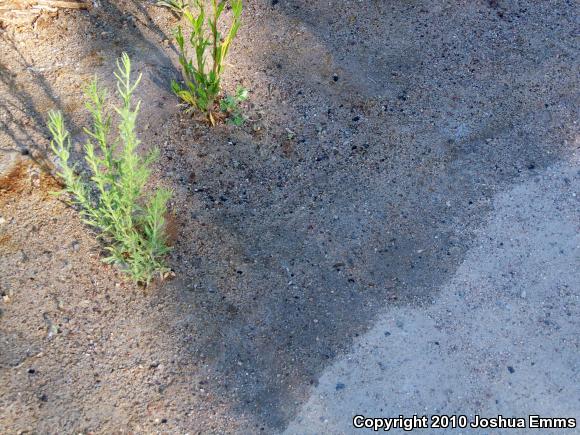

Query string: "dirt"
[[0, 0, 578, 433], [285, 158, 580, 434]]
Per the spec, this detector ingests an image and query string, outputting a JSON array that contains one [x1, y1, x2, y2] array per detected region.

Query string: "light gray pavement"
[[285, 155, 580, 434]]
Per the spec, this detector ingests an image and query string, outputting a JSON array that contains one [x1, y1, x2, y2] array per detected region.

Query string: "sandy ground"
[[286, 157, 580, 434], [1, 0, 579, 433]]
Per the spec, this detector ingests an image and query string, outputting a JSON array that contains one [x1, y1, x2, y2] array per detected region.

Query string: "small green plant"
[[219, 85, 248, 126], [172, 0, 243, 125], [157, 0, 189, 16], [48, 53, 172, 285]]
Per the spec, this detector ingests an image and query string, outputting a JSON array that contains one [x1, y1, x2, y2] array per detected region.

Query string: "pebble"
[[18, 250, 28, 263], [56, 299, 66, 311]]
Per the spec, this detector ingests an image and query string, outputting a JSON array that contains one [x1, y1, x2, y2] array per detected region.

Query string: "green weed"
[[157, 0, 189, 16], [171, 0, 243, 125], [48, 53, 172, 285], [219, 85, 248, 126]]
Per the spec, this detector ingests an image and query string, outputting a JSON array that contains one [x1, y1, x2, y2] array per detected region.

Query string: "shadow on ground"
[[0, 0, 177, 166], [0, 0, 577, 433], [156, 0, 578, 431]]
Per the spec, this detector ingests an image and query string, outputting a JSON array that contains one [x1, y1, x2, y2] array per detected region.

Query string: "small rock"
[[507, 366, 515, 373], [56, 299, 66, 311], [31, 172, 41, 188], [336, 383, 346, 390], [47, 324, 58, 339], [70, 240, 80, 251], [18, 250, 28, 263]]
